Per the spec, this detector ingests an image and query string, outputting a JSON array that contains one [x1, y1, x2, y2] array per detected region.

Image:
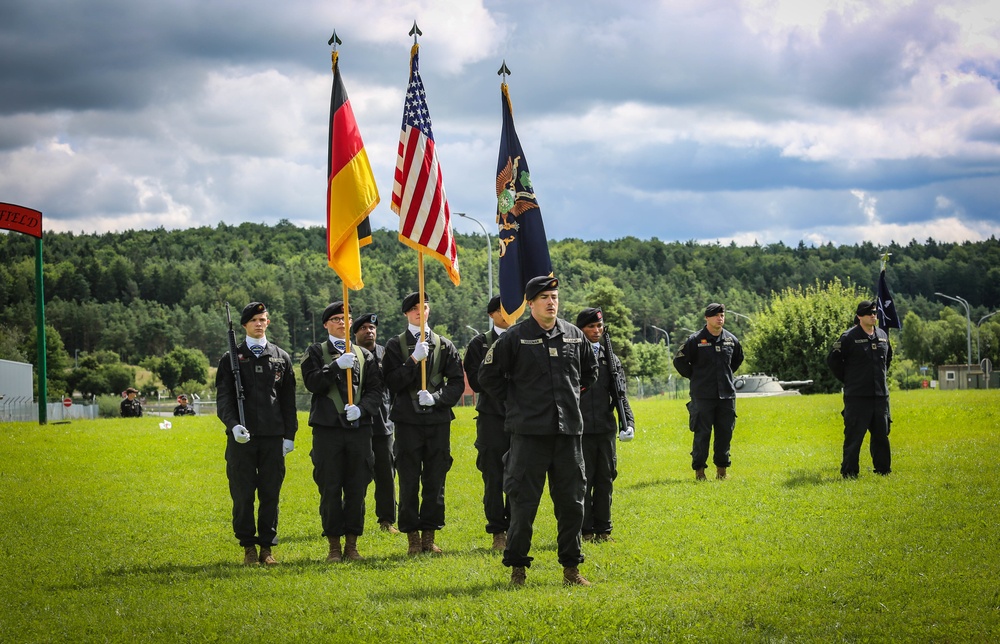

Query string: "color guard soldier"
[[382, 293, 465, 556], [463, 295, 514, 551], [352, 312, 400, 534], [826, 300, 893, 478], [301, 301, 384, 561], [575, 307, 635, 543], [216, 302, 298, 565]]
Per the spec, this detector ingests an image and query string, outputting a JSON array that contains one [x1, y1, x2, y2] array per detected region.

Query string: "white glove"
[[335, 352, 357, 370], [412, 341, 429, 361], [233, 424, 250, 443], [619, 427, 635, 442], [282, 439, 295, 456], [345, 404, 361, 422], [417, 389, 435, 407]]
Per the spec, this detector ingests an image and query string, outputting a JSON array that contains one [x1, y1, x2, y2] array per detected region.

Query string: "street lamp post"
[[976, 311, 999, 363], [465, 324, 480, 337], [727, 311, 752, 325], [650, 325, 670, 348], [650, 325, 673, 396], [935, 292, 972, 366], [455, 212, 493, 330]]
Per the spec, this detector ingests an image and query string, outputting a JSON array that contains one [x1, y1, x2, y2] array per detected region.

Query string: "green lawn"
[[1, 390, 998, 642]]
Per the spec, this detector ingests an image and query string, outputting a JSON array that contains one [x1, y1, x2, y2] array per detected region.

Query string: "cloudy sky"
[[2, 0, 999, 247]]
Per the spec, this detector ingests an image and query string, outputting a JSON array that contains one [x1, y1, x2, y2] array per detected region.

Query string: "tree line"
[[1, 221, 997, 399]]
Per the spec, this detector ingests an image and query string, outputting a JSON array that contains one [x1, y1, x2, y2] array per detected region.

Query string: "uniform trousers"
[[226, 434, 285, 548], [310, 427, 373, 537], [689, 398, 736, 470], [372, 432, 397, 524], [841, 396, 891, 477], [475, 413, 510, 535], [502, 433, 586, 569], [394, 421, 452, 534], [582, 432, 617, 536]]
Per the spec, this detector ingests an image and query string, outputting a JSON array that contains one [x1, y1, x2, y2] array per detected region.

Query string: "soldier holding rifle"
[[575, 307, 635, 544], [216, 302, 298, 566]]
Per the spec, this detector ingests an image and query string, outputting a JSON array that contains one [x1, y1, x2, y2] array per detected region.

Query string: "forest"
[[1, 221, 998, 398]]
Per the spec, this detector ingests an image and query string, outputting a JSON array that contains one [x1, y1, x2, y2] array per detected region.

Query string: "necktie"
[[593, 345, 600, 360], [333, 340, 346, 353], [249, 344, 264, 357]]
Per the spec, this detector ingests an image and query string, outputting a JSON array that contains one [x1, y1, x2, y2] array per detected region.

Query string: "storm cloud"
[[1, 0, 998, 246]]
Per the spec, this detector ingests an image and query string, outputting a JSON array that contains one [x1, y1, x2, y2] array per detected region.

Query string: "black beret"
[[322, 301, 347, 324], [125, 387, 139, 394], [576, 307, 603, 328], [351, 312, 378, 335], [705, 302, 725, 317], [241, 302, 267, 325], [525, 275, 559, 301], [856, 300, 877, 316], [401, 292, 428, 313], [487, 296, 502, 314]]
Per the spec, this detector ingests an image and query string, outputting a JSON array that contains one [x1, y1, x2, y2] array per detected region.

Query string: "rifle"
[[225, 303, 248, 432], [601, 329, 628, 433]]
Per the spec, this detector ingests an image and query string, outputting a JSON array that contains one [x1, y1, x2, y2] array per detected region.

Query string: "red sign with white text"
[[0, 202, 43, 238]]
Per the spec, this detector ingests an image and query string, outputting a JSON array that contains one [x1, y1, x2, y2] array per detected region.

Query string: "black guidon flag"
[[876, 268, 902, 329]]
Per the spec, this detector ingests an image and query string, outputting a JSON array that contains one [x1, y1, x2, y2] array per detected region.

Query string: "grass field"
[[2, 390, 998, 643]]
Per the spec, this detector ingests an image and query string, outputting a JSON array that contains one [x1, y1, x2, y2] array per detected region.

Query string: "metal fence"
[[631, 376, 688, 400], [0, 397, 99, 423]]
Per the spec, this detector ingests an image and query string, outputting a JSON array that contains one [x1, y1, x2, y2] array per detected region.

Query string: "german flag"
[[327, 50, 379, 290]]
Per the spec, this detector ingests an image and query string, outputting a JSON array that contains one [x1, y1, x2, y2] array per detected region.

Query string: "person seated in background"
[[173, 394, 196, 416]]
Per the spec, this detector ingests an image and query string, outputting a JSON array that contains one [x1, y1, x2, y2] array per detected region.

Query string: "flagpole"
[[418, 252, 427, 390], [880, 250, 891, 272], [343, 281, 354, 406]]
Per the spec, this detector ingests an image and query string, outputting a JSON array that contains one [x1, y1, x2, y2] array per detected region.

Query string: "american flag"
[[391, 44, 460, 286]]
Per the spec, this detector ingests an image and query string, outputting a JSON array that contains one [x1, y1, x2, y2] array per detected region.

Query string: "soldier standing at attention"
[[216, 302, 298, 566], [575, 307, 635, 543], [382, 293, 466, 556], [673, 303, 744, 481], [352, 312, 400, 534], [478, 276, 599, 587], [463, 295, 514, 551], [826, 300, 893, 478], [301, 301, 384, 562]]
